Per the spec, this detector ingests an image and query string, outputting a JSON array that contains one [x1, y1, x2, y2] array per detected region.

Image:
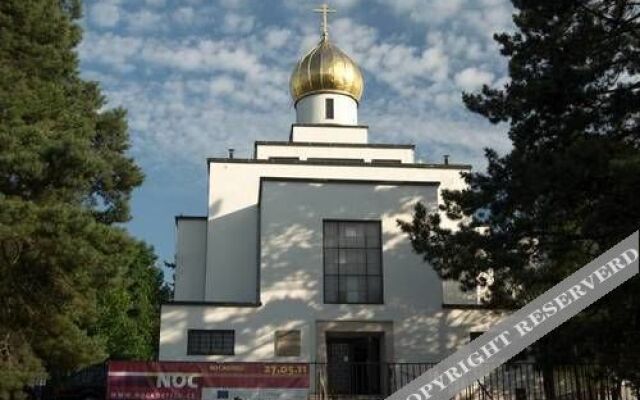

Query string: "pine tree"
[[0, 1, 164, 397], [399, 0, 640, 389]]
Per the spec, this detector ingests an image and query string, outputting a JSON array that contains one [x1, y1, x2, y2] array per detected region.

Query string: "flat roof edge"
[[207, 158, 472, 170], [291, 123, 369, 129], [254, 140, 415, 149], [260, 176, 440, 186], [175, 215, 207, 225]]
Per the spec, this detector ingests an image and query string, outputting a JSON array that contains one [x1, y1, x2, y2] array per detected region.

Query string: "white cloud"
[[426, 31, 484, 63], [80, 32, 142, 72], [381, 0, 464, 23], [219, 0, 248, 9], [264, 28, 292, 50], [330, 18, 450, 94], [209, 76, 235, 95], [222, 13, 255, 34], [454, 67, 495, 91], [284, 0, 360, 11], [173, 7, 196, 25], [126, 10, 164, 32], [332, 0, 361, 8], [139, 39, 269, 80], [378, 0, 514, 62], [99, 77, 292, 166], [79, 0, 513, 174], [81, 31, 281, 83], [145, 0, 166, 7], [90, 3, 120, 28]]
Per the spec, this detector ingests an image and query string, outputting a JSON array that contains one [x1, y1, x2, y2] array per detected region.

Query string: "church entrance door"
[[326, 332, 383, 395]]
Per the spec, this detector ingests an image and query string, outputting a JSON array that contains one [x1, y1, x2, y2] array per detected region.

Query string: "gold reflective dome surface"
[[290, 37, 364, 103]]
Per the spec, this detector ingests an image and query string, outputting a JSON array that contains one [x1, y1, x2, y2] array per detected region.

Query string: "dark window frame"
[[325, 98, 334, 120], [323, 219, 384, 305], [187, 329, 235, 355]]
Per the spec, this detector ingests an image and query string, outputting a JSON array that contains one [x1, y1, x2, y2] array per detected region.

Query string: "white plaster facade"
[[160, 124, 501, 363], [290, 124, 368, 144], [254, 142, 414, 163], [295, 93, 358, 125], [173, 218, 206, 302]]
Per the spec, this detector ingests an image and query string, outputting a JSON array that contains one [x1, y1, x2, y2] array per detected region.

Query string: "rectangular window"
[[187, 330, 234, 355], [325, 98, 334, 119], [275, 330, 301, 357], [323, 220, 383, 304]]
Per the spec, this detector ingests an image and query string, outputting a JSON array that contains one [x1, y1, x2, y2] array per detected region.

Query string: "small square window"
[[325, 98, 334, 119], [275, 330, 301, 357]]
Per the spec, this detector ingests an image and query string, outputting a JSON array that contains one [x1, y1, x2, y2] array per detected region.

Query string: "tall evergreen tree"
[[399, 0, 640, 389], [0, 1, 165, 397]]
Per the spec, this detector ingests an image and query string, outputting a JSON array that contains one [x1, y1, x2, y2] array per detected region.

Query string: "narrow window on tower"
[[325, 98, 334, 120]]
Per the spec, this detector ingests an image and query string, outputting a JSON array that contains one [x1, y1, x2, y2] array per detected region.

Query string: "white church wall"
[[258, 180, 502, 362], [159, 303, 315, 362], [295, 93, 358, 125], [205, 161, 470, 304], [174, 217, 207, 301], [254, 143, 415, 163], [159, 304, 501, 362], [290, 125, 368, 143], [162, 177, 502, 362]]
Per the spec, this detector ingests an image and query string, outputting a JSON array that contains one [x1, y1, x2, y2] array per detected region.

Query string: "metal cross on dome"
[[313, 3, 336, 39]]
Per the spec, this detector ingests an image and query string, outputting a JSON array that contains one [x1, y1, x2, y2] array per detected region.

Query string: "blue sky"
[[78, 0, 514, 273]]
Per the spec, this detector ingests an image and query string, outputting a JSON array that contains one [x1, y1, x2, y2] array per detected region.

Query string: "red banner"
[[107, 361, 309, 400]]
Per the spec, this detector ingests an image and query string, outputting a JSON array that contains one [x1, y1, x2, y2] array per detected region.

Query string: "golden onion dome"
[[290, 35, 364, 104]]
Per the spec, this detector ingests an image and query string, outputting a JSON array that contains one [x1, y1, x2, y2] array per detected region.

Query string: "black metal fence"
[[311, 362, 639, 400]]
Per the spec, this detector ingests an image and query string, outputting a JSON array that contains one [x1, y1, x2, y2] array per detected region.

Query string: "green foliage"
[[0, 0, 167, 396], [92, 242, 171, 361], [399, 0, 640, 388]]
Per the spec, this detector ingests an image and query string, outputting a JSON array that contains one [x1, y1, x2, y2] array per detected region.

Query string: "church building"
[[159, 5, 498, 396]]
